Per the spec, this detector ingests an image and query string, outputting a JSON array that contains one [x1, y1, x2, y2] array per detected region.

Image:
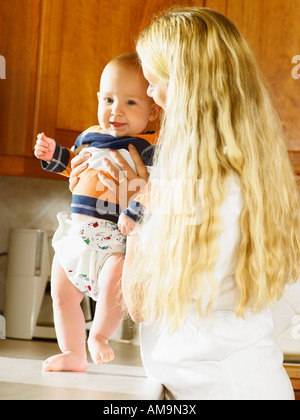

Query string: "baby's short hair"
[[108, 52, 141, 70]]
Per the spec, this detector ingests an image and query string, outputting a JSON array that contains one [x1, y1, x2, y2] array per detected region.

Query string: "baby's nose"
[[112, 102, 124, 116]]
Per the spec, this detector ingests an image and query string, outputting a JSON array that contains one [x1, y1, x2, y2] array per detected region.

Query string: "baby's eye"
[[104, 97, 113, 103], [127, 100, 136, 105]]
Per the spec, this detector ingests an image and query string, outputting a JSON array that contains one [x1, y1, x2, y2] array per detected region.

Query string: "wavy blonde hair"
[[125, 7, 300, 331]]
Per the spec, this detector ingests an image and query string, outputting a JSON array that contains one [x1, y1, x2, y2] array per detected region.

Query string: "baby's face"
[[98, 63, 157, 137]]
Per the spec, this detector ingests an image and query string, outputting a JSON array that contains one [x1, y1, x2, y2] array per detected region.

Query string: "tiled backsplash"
[[0, 176, 71, 312]]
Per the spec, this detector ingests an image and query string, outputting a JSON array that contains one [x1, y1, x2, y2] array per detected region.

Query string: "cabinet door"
[[0, 0, 40, 157], [0, 0, 52, 178]]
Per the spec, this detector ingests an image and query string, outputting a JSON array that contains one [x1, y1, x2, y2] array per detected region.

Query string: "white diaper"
[[52, 211, 126, 300]]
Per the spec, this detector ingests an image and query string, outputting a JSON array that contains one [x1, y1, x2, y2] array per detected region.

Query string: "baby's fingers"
[[36, 133, 48, 146], [34, 143, 47, 158], [34, 142, 48, 153], [34, 149, 45, 159]]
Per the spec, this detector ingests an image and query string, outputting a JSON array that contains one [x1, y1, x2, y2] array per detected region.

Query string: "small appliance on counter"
[[4, 228, 92, 340], [0, 313, 5, 339], [5, 228, 54, 339]]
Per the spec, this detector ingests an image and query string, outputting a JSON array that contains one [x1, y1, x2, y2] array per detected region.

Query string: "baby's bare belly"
[[71, 213, 100, 223]]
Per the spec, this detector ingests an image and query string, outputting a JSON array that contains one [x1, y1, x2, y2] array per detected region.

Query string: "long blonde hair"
[[126, 7, 300, 331]]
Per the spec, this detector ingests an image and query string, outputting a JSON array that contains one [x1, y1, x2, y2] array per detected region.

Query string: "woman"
[[71, 7, 300, 400]]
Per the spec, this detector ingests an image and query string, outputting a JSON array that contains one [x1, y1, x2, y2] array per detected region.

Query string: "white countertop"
[[0, 356, 164, 400]]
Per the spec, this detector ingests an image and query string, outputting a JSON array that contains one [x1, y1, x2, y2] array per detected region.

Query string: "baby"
[[34, 52, 160, 372]]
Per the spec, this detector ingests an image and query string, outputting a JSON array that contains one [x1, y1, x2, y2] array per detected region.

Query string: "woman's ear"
[[149, 103, 161, 121]]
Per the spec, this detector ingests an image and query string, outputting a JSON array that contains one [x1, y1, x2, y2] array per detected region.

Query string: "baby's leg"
[[43, 255, 88, 372], [88, 253, 125, 365]]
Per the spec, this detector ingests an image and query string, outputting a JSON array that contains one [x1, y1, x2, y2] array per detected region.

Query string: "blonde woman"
[[71, 7, 300, 400]]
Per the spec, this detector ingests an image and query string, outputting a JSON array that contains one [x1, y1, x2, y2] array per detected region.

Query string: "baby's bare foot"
[[42, 351, 88, 372], [88, 336, 115, 365]]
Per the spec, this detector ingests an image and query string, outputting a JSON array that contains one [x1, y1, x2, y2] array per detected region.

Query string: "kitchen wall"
[[0, 176, 71, 312]]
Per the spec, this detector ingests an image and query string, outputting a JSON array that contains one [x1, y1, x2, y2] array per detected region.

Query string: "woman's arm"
[[122, 234, 143, 323]]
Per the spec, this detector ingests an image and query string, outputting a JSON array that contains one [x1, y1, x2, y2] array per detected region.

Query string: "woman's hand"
[[69, 148, 92, 192], [69, 144, 149, 210], [99, 144, 149, 210]]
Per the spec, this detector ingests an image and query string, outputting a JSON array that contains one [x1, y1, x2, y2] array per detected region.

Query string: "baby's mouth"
[[110, 122, 127, 128]]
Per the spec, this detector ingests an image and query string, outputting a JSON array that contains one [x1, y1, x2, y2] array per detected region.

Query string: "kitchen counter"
[[0, 339, 163, 400], [0, 356, 163, 400]]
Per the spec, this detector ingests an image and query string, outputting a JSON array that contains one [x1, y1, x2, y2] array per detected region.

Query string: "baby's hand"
[[34, 133, 56, 162], [118, 213, 137, 236]]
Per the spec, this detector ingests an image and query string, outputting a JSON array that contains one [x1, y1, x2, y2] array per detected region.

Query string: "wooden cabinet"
[[226, 0, 300, 186], [284, 365, 300, 400], [0, 0, 199, 179], [0, 0, 299, 180]]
